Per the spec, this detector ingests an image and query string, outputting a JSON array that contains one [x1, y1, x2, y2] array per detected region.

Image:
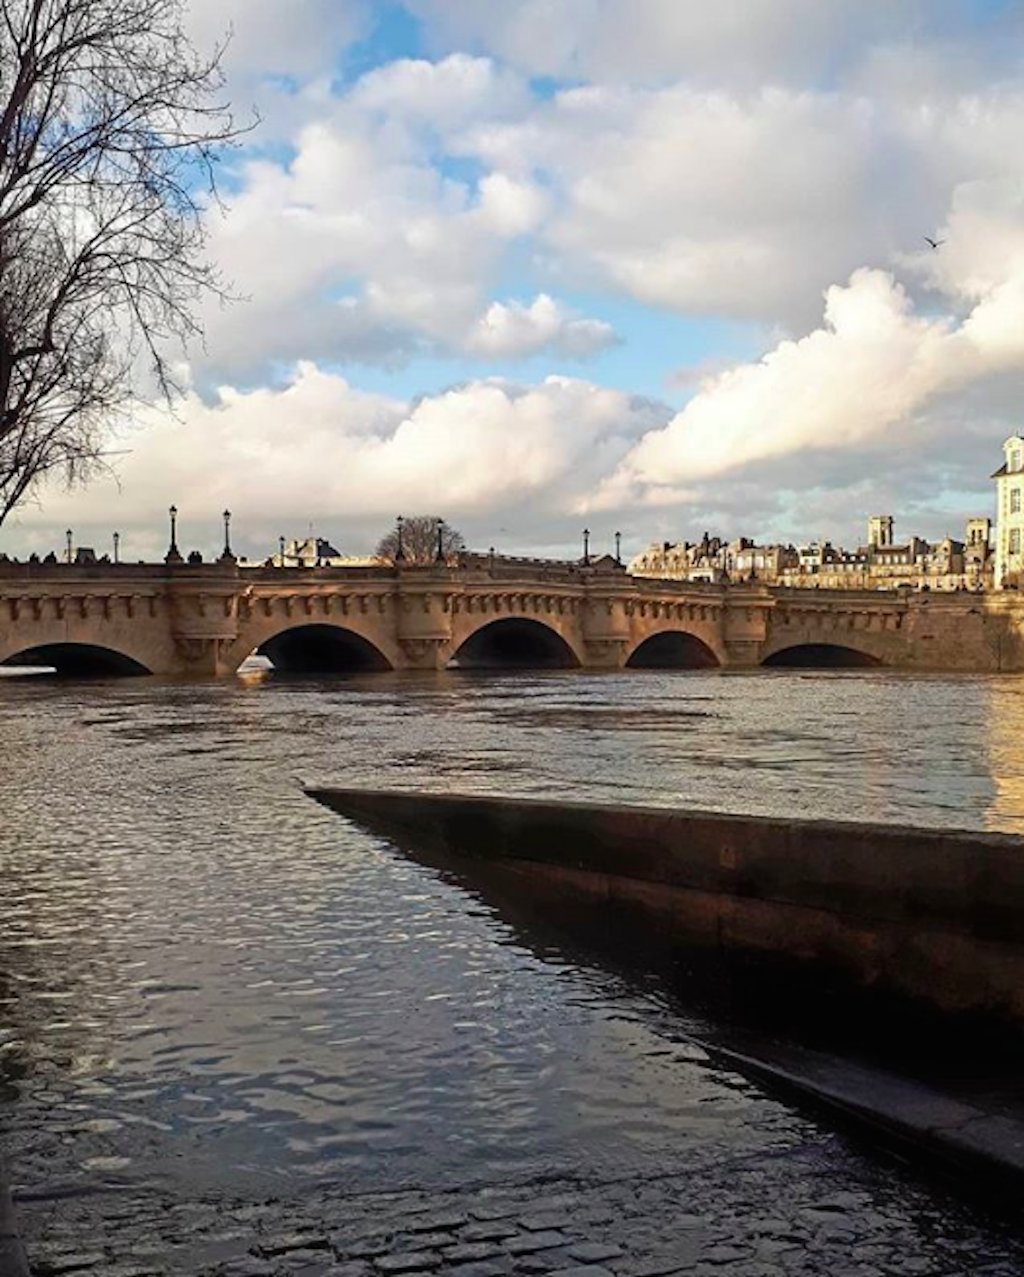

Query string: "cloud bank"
[[8, 1, 1024, 555]]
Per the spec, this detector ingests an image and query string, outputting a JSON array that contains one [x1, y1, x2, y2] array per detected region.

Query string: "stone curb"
[[703, 1031, 1024, 1196]]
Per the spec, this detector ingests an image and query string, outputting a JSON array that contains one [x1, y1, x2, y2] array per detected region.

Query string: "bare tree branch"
[[0, 0, 249, 525]]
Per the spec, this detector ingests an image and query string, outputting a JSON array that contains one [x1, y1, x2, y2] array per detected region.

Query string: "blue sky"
[[11, 0, 1024, 561]]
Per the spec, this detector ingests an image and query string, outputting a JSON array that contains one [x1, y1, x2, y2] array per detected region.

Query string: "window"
[[1013, 488, 1022, 514], [1012, 450, 1022, 473], [1011, 529, 1021, 555]]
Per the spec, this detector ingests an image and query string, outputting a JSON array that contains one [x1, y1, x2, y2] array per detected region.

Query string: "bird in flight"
[[924, 236, 945, 249]]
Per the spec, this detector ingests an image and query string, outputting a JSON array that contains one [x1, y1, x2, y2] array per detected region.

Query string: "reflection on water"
[[0, 668, 1023, 1209], [985, 681, 1024, 827]]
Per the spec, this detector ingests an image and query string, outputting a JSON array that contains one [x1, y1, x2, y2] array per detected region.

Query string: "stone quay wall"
[[310, 788, 1024, 1040]]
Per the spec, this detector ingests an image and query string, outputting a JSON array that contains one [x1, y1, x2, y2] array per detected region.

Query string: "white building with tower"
[[993, 436, 1024, 588]]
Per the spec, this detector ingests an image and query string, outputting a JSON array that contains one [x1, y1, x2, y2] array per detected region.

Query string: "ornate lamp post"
[[488, 545, 496, 573], [165, 506, 183, 564], [65, 529, 73, 564], [615, 531, 622, 565], [435, 518, 445, 565], [278, 535, 286, 567], [583, 528, 590, 566], [220, 509, 235, 563], [113, 532, 120, 565], [395, 515, 406, 563]]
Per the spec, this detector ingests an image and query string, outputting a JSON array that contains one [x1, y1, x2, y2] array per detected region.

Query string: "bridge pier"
[[720, 641, 763, 669], [168, 569, 242, 676], [720, 590, 772, 668]]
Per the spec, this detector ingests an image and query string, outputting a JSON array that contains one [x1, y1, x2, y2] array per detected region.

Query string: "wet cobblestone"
[[17, 1137, 1024, 1276]]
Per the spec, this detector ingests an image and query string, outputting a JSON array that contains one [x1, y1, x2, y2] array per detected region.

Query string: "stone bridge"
[[0, 558, 1022, 677]]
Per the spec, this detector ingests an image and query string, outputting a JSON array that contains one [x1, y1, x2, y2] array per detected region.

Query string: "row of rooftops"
[[630, 515, 994, 585]]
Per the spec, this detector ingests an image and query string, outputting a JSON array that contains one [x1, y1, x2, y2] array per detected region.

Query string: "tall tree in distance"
[[0, 0, 243, 525], [376, 516, 467, 566]]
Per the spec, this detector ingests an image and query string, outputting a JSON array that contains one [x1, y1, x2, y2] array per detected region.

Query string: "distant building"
[[631, 515, 994, 591], [994, 436, 1024, 588], [966, 518, 992, 589], [240, 536, 379, 569], [867, 515, 894, 549]]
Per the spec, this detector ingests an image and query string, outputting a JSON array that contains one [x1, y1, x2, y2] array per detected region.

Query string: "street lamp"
[[615, 531, 622, 565], [113, 532, 120, 565], [435, 518, 445, 565], [395, 515, 406, 563], [165, 506, 183, 564], [220, 509, 235, 563], [65, 528, 73, 564], [583, 528, 590, 566], [278, 535, 286, 567]]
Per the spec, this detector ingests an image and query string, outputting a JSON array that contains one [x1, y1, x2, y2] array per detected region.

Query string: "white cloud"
[[186, 8, 1024, 374], [349, 53, 531, 130], [597, 178, 1024, 508], [184, 0, 372, 144], [11, 365, 667, 556], [409, 0, 947, 88], [466, 295, 617, 359], [460, 80, 1024, 327], [11, 4, 1024, 557], [195, 56, 611, 374], [187, 0, 368, 81]]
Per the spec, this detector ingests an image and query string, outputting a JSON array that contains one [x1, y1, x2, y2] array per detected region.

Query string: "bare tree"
[[376, 516, 466, 566], [0, 0, 243, 525]]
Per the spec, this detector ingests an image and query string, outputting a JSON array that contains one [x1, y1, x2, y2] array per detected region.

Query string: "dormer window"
[[1011, 448, 1022, 473]]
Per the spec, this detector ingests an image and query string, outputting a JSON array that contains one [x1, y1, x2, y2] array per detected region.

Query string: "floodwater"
[[1, 667, 1024, 1259]]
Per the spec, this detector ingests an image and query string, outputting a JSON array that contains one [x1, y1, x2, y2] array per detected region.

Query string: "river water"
[[2, 667, 1024, 1267]]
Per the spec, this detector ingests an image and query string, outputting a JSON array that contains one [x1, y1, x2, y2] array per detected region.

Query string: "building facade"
[[994, 436, 1024, 588], [631, 517, 994, 591]]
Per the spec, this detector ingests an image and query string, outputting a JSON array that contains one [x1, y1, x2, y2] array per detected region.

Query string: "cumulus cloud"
[[187, 0, 368, 80], [184, 0, 372, 142], [458, 79, 1024, 327], [466, 295, 617, 359], [411, 0, 1020, 90], [188, 7, 1024, 373], [10, 4, 1024, 558], [195, 55, 610, 374], [597, 179, 1024, 509], [349, 53, 531, 130], [11, 365, 668, 557]]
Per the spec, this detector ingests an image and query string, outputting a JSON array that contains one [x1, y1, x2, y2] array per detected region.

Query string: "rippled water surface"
[[2, 667, 1024, 1205]]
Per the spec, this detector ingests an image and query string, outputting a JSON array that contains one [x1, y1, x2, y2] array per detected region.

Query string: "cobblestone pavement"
[[18, 1134, 1024, 1277]]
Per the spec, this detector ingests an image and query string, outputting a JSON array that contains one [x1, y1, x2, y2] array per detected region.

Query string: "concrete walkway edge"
[[703, 1032, 1024, 1196]]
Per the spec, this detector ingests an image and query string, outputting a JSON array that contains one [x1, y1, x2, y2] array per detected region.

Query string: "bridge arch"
[[625, 630, 722, 669], [250, 624, 394, 674], [1, 642, 152, 678], [450, 617, 581, 670], [762, 643, 883, 669]]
